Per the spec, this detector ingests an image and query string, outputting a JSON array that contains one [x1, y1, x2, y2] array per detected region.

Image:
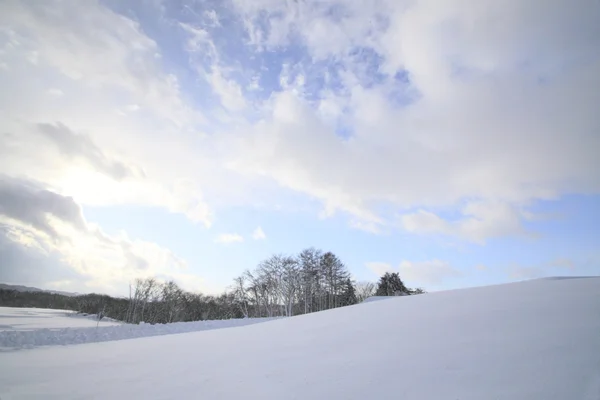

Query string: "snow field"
[[0, 277, 599, 399], [0, 306, 278, 350], [0, 307, 121, 332]]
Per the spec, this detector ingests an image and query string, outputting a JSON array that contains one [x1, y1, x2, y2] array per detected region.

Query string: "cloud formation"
[[0, 176, 205, 294], [215, 0, 599, 238], [400, 201, 537, 244], [251, 226, 266, 240], [36, 123, 137, 181], [2, 0, 599, 235], [1, 0, 599, 292], [0, 176, 86, 238], [0, 0, 217, 226], [215, 233, 244, 244]]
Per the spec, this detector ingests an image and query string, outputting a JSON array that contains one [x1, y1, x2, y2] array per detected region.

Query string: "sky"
[[0, 0, 599, 297]]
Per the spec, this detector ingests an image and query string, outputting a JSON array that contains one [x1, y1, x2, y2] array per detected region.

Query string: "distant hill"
[[0, 283, 78, 297]]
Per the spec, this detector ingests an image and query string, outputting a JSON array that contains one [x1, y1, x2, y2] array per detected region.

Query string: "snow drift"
[[1, 277, 599, 400]]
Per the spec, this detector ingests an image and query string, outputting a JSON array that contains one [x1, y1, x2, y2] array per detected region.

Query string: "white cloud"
[[1, 0, 599, 259], [0, 1, 216, 227], [1, 1, 200, 128], [0, 177, 206, 295], [180, 22, 247, 114], [365, 262, 395, 277], [47, 88, 64, 97], [251, 226, 266, 240], [208, 69, 247, 112], [180, 22, 217, 61], [203, 10, 221, 27], [1, 0, 598, 295], [349, 219, 385, 235], [366, 259, 463, 288], [400, 200, 535, 244], [215, 233, 244, 244], [225, 0, 600, 235]]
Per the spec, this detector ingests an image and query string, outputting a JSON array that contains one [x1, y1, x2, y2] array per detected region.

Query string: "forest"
[[0, 247, 424, 324]]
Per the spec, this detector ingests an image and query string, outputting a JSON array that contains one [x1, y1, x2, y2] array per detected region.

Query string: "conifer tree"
[[375, 272, 409, 296], [340, 278, 358, 306]]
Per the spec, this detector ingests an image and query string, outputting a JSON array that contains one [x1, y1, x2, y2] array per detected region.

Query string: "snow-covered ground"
[[1, 277, 599, 399], [0, 307, 121, 332], [0, 307, 278, 350]]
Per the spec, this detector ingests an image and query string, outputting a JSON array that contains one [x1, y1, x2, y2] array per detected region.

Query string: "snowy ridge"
[[0, 317, 279, 350], [361, 295, 398, 303]]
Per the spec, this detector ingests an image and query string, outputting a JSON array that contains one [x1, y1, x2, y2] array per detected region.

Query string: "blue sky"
[[0, 0, 598, 296], [82, 193, 600, 293]]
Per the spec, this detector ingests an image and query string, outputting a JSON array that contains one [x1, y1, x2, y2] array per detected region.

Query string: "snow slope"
[[1, 277, 599, 400], [0, 307, 121, 332], [361, 295, 396, 303]]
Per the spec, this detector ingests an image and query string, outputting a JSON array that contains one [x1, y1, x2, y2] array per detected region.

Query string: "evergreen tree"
[[339, 278, 358, 306], [375, 272, 409, 296]]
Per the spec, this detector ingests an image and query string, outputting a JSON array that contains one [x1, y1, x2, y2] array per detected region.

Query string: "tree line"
[[0, 247, 425, 324], [229, 248, 424, 318]]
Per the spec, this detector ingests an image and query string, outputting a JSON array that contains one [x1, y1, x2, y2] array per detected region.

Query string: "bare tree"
[[3, 245, 411, 325], [231, 275, 249, 318], [279, 256, 300, 316], [299, 248, 322, 314], [355, 281, 376, 303], [161, 281, 184, 323], [244, 269, 262, 318], [231, 248, 358, 318], [321, 252, 349, 309]]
